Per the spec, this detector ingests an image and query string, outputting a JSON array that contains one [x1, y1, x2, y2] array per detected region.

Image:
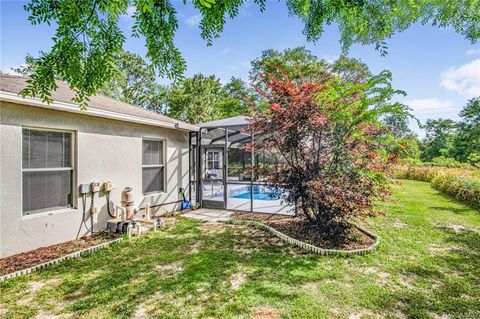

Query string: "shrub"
[[387, 165, 409, 179], [431, 156, 470, 168], [468, 152, 480, 168], [391, 165, 480, 209], [248, 70, 407, 239], [405, 166, 439, 182], [432, 174, 480, 209]]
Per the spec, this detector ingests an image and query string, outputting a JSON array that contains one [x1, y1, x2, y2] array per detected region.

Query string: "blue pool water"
[[229, 186, 281, 200]]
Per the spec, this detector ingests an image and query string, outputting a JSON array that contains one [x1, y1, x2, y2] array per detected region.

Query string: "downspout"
[[223, 126, 228, 209], [198, 130, 203, 207], [250, 132, 254, 212]]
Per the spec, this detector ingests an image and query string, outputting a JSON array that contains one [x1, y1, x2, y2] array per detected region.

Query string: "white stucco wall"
[[0, 101, 191, 257]]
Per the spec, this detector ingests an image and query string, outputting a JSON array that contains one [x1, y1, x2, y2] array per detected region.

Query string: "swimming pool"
[[229, 186, 281, 200]]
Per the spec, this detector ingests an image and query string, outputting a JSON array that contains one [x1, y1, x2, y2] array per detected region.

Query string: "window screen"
[[22, 129, 73, 214], [142, 140, 165, 193]]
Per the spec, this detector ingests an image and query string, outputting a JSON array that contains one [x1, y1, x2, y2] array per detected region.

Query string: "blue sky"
[[1, 0, 479, 137]]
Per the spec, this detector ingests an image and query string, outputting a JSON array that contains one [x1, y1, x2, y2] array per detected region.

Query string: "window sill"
[[22, 207, 77, 220], [143, 191, 167, 196]]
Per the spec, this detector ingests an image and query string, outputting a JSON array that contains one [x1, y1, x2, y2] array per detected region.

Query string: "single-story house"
[[0, 75, 293, 258], [0, 75, 198, 257]]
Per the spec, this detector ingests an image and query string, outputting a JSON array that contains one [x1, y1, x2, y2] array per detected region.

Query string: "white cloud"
[[440, 59, 480, 97], [220, 47, 231, 55], [407, 98, 455, 111], [323, 55, 339, 64], [185, 14, 201, 27], [466, 48, 479, 56], [1, 65, 25, 76]]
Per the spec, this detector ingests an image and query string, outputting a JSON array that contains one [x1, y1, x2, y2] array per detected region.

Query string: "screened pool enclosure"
[[188, 116, 293, 215]]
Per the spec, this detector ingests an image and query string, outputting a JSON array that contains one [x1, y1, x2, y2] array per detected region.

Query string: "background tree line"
[[9, 47, 478, 168], [12, 51, 255, 124], [419, 98, 480, 167]]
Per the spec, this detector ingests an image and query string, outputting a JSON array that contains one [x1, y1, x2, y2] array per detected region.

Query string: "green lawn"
[[1, 180, 479, 319]]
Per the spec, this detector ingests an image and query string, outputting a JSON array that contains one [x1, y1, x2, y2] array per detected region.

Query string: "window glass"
[[143, 140, 163, 165], [22, 129, 73, 214], [142, 140, 165, 193], [207, 151, 220, 169], [23, 171, 72, 213], [142, 167, 164, 193]]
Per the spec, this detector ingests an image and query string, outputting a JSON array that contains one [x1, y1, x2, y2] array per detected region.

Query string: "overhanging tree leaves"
[[21, 0, 480, 107]]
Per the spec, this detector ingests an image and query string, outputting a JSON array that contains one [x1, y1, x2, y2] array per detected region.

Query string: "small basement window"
[[22, 128, 74, 215], [142, 139, 165, 194]]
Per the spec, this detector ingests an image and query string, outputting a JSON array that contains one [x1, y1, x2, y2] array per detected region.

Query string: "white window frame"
[[21, 126, 76, 216], [207, 150, 220, 170], [142, 138, 167, 195]]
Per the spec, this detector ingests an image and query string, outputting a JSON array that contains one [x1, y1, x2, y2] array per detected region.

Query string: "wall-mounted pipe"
[[135, 200, 183, 212]]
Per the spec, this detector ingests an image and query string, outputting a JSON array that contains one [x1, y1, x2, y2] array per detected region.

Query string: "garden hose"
[[81, 193, 93, 234]]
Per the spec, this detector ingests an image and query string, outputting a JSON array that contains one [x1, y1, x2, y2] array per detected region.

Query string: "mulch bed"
[[0, 232, 119, 276], [231, 212, 374, 250]]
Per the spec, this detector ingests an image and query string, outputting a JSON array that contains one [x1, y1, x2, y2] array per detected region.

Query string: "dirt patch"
[[17, 279, 62, 306], [231, 212, 292, 222], [428, 245, 457, 254], [161, 217, 179, 228], [229, 225, 305, 255], [363, 267, 390, 284], [252, 306, 279, 319], [232, 212, 375, 250], [132, 306, 148, 319], [393, 219, 409, 227], [188, 242, 201, 254], [34, 311, 72, 319], [198, 222, 228, 234], [301, 282, 317, 291], [0, 232, 119, 276], [154, 261, 183, 277], [440, 224, 467, 233], [230, 273, 246, 290], [348, 310, 379, 319], [377, 272, 390, 284]]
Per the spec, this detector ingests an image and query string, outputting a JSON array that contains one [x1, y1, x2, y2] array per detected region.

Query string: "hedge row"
[[390, 165, 480, 209], [431, 174, 480, 209]]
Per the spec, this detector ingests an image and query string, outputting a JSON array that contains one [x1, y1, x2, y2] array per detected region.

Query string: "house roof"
[[199, 115, 250, 128], [0, 75, 198, 131]]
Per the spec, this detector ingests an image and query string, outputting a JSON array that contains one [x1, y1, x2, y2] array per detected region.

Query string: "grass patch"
[[1, 180, 479, 318]]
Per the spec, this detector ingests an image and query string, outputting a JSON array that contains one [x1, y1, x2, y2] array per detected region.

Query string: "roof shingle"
[[0, 75, 198, 131]]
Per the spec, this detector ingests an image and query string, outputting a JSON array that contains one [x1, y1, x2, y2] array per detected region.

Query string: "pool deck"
[[182, 206, 295, 223]]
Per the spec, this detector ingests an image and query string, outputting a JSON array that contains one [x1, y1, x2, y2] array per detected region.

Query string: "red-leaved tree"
[[247, 70, 408, 238]]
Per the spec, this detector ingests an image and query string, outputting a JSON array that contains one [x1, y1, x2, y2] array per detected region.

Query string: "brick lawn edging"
[[227, 219, 380, 256], [0, 238, 123, 283]]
